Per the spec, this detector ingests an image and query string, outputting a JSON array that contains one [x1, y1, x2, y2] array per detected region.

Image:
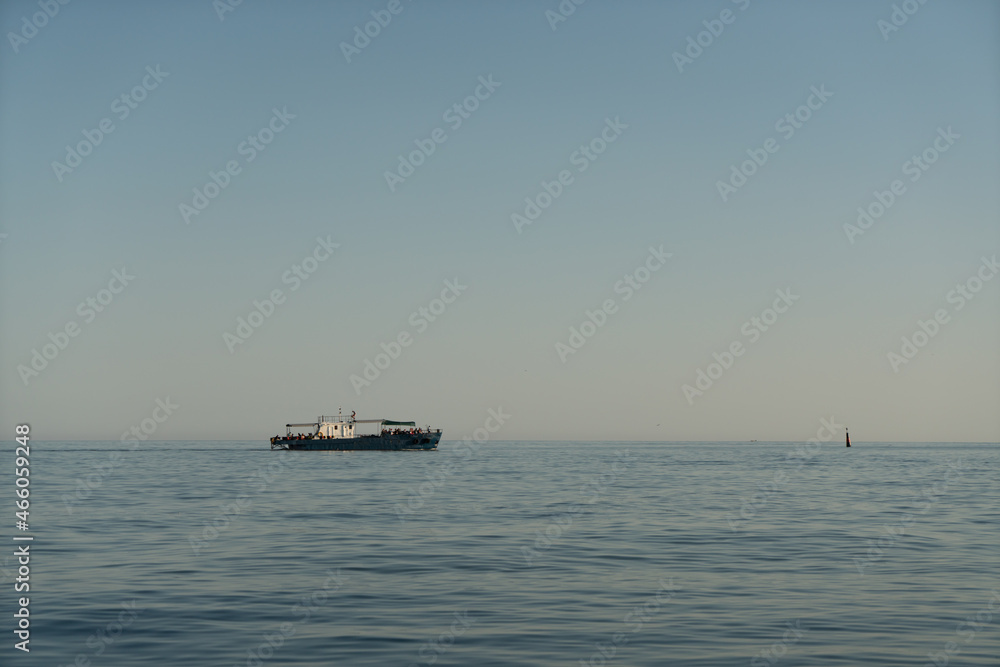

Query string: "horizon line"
[[4, 439, 998, 445]]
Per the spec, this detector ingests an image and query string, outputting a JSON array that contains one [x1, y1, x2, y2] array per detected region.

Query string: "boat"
[[270, 410, 441, 451]]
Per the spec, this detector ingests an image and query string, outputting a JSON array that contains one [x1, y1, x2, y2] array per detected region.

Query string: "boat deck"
[[271, 431, 441, 451]]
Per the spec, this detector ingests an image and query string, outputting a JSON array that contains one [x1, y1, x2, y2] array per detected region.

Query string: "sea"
[[3, 440, 998, 666]]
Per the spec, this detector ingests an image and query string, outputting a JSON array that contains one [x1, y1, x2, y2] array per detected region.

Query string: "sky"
[[1, 0, 998, 442]]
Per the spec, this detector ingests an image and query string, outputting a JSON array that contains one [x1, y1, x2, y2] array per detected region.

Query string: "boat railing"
[[318, 415, 351, 423]]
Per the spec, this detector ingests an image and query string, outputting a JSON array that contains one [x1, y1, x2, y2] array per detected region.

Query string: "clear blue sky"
[[1, 0, 998, 442]]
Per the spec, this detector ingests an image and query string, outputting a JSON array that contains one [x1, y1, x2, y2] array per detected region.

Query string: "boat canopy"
[[313, 415, 420, 428], [350, 419, 417, 426]]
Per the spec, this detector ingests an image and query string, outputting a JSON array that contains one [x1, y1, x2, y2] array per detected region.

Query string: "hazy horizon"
[[8, 439, 999, 445], [2, 0, 998, 443]]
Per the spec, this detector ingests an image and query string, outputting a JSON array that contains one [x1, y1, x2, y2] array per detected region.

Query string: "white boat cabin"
[[319, 418, 355, 438]]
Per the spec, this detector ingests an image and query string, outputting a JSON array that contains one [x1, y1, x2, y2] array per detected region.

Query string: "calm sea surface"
[[3, 440, 998, 666]]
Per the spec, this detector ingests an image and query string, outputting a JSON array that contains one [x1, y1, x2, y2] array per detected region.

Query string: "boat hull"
[[273, 432, 441, 451]]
